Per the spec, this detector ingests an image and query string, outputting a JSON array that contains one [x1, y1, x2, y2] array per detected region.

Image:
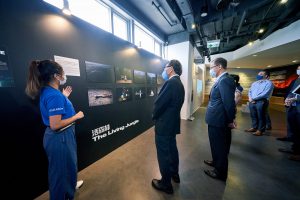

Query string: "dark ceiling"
[[125, 0, 300, 60]]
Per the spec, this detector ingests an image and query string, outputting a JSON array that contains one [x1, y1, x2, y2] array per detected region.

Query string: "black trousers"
[[155, 134, 179, 185], [287, 107, 300, 154], [208, 125, 232, 178], [249, 100, 268, 132]]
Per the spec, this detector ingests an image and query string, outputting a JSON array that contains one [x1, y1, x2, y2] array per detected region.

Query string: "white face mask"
[[297, 69, 300, 75], [59, 74, 67, 85], [210, 69, 217, 78]]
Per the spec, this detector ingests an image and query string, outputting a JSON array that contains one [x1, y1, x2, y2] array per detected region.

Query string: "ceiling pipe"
[[152, 1, 177, 27], [236, 11, 246, 35]]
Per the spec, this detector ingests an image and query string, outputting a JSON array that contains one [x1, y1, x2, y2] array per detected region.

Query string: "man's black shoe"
[[278, 148, 294, 154], [276, 137, 292, 142], [171, 174, 180, 183], [204, 169, 226, 182], [204, 160, 214, 167], [266, 126, 272, 130], [151, 179, 173, 194]]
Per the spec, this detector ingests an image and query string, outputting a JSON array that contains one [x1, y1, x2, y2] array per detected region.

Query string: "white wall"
[[167, 41, 193, 120]]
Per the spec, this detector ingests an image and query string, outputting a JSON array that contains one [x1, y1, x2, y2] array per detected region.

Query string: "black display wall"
[[0, 0, 167, 198]]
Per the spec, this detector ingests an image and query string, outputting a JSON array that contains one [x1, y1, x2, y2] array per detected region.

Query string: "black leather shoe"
[[278, 148, 294, 154], [266, 126, 272, 130], [171, 174, 180, 183], [204, 169, 226, 182], [204, 160, 214, 167], [151, 179, 173, 194], [276, 137, 292, 142]]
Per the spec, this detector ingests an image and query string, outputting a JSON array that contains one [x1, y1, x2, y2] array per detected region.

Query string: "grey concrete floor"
[[36, 108, 300, 200]]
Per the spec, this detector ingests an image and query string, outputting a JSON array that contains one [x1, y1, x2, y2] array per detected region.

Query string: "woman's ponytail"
[[25, 61, 42, 99]]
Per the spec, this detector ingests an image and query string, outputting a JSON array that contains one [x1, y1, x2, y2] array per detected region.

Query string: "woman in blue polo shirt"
[[25, 60, 84, 200]]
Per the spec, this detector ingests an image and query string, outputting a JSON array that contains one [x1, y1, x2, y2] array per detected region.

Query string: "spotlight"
[[280, 0, 288, 4], [62, 0, 71, 15], [258, 28, 264, 33], [201, 5, 208, 17]]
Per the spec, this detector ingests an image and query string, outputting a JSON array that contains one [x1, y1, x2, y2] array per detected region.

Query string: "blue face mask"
[[162, 69, 169, 80], [210, 69, 217, 78], [256, 75, 263, 80]]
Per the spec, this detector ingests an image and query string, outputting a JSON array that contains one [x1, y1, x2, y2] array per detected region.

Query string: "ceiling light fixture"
[[62, 0, 71, 15], [253, 54, 257, 57], [280, 0, 288, 4], [201, 0, 208, 17], [248, 41, 253, 46], [258, 28, 264, 33], [191, 23, 196, 29], [292, 60, 298, 63], [266, 65, 272, 68]]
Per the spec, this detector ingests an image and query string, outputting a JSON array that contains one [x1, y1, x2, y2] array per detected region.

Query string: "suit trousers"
[[287, 107, 300, 154], [155, 134, 179, 185], [208, 125, 232, 178], [249, 100, 267, 132]]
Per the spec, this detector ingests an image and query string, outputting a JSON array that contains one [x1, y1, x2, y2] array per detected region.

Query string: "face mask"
[[210, 69, 217, 78], [297, 70, 300, 75], [256, 75, 263, 80], [59, 74, 67, 85], [162, 69, 169, 81]]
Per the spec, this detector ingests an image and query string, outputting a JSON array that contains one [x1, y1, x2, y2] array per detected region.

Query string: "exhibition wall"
[[0, 0, 167, 198]]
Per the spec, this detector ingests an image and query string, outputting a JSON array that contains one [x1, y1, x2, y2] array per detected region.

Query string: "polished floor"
[[36, 108, 300, 200]]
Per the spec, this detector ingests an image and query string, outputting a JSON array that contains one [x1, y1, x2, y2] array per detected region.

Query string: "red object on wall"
[[272, 74, 298, 89]]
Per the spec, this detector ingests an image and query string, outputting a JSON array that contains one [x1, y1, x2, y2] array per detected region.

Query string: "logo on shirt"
[[49, 108, 63, 112]]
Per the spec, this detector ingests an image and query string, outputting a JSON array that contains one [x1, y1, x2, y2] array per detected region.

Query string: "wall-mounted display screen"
[[134, 87, 146, 99], [88, 89, 113, 106], [133, 70, 146, 84], [0, 46, 15, 87], [147, 72, 156, 85], [115, 67, 133, 83], [85, 61, 114, 83], [116, 87, 132, 102], [147, 87, 157, 97]]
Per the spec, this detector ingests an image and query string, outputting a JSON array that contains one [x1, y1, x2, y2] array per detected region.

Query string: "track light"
[[258, 28, 264, 33], [280, 0, 288, 4], [62, 0, 71, 15], [200, 5, 208, 17]]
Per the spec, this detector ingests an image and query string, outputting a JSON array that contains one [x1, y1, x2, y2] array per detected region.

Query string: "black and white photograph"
[[134, 87, 146, 99], [0, 46, 15, 87], [157, 74, 164, 85], [133, 70, 146, 84], [147, 87, 157, 97], [85, 61, 114, 83], [146, 72, 156, 85], [116, 87, 132, 102], [88, 89, 113, 107], [115, 67, 133, 83]]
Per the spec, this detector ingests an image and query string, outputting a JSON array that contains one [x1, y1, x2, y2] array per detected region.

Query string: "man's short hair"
[[169, 59, 182, 76], [213, 57, 227, 69], [261, 70, 270, 78]]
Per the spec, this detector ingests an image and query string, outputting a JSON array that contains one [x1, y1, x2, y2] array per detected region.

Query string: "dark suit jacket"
[[153, 76, 185, 136], [205, 73, 236, 127]]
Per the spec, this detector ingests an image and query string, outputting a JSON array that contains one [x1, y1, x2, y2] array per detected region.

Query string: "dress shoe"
[[245, 128, 257, 132], [151, 179, 173, 194], [252, 130, 263, 136], [76, 180, 84, 190], [288, 154, 300, 161], [204, 169, 226, 182], [171, 174, 180, 183], [278, 148, 294, 154], [204, 160, 214, 167], [276, 137, 292, 142], [266, 126, 272, 130]]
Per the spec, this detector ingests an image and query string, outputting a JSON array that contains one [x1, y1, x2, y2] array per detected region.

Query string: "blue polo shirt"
[[40, 86, 76, 126]]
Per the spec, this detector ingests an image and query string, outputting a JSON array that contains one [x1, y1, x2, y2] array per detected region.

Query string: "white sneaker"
[[76, 180, 84, 190]]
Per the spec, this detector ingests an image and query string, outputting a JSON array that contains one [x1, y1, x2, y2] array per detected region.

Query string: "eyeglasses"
[[210, 65, 218, 69], [165, 65, 172, 69]]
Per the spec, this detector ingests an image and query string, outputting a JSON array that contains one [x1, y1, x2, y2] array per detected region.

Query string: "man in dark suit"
[[151, 59, 185, 194], [204, 57, 236, 182]]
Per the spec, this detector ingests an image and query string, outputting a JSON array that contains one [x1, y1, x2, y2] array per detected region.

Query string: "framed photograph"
[[134, 87, 146, 99], [157, 74, 164, 85], [147, 87, 157, 97], [147, 72, 157, 85], [88, 89, 113, 107], [115, 67, 133, 83], [116, 87, 133, 102], [85, 61, 114, 83], [133, 70, 146, 84]]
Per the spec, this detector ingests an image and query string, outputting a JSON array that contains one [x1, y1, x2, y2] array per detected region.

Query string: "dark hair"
[[25, 60, 63, 99], [169, 59, 182, 76], [230, 74, 240, 87], [213, 57, 227, 69], [261, 70, 270, 78]]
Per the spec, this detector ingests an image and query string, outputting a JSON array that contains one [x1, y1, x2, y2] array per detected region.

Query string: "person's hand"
[[75, 111, 84, 120], [62, 86, 72, 98], [228, 121, 236, 129], [249, 98, 252, 102]]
